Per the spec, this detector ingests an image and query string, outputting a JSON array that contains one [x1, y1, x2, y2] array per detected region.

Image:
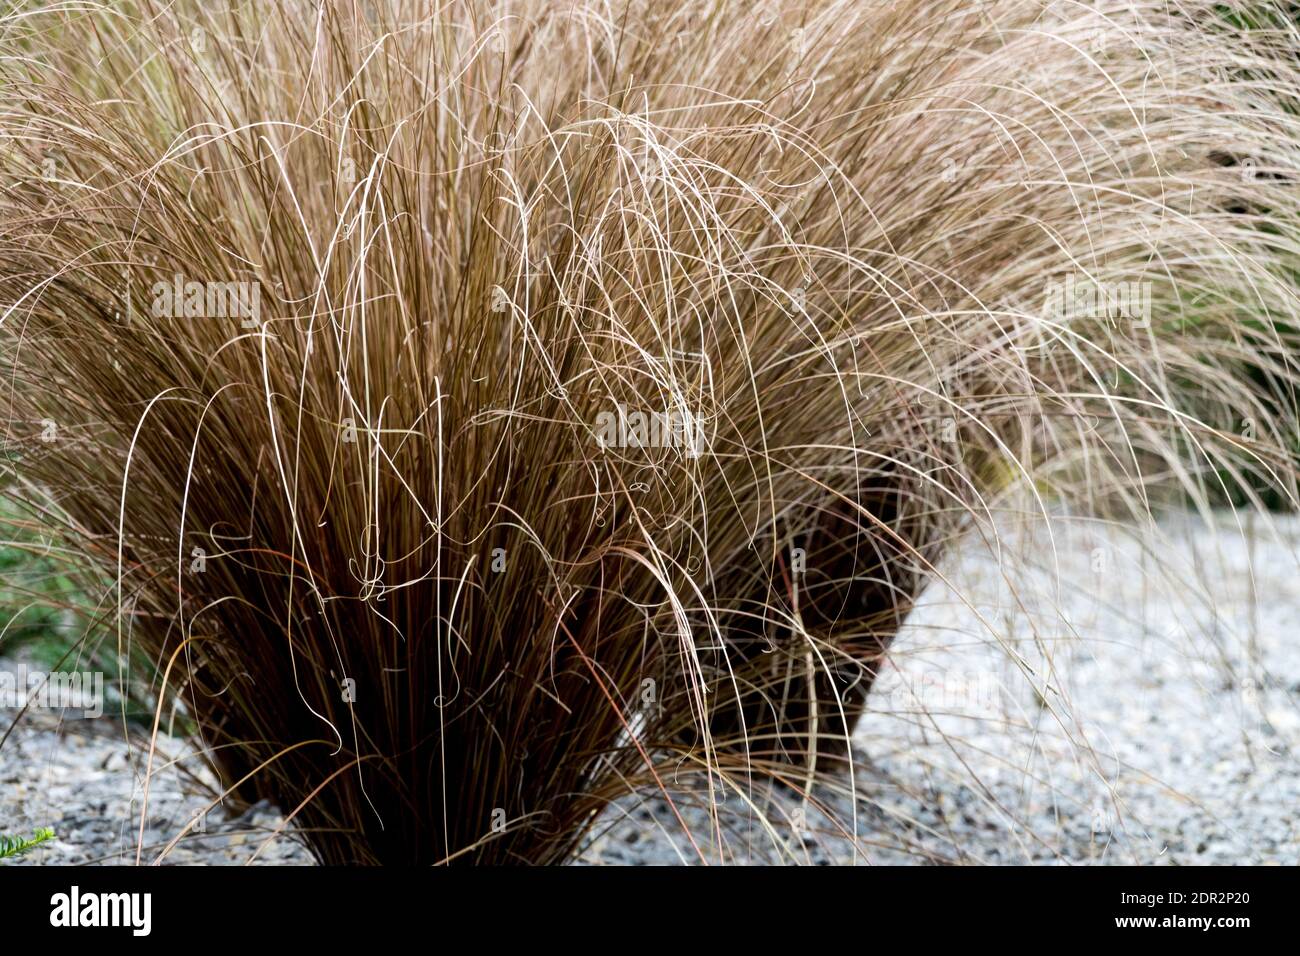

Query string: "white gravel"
[[4, 509, 1298, 865], [579, 509, 1300, 864], [0, 685, 311, 865]]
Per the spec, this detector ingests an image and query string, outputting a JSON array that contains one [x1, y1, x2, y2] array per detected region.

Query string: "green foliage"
[[0, 500, 163, 725], [0, 827, 55, 861]]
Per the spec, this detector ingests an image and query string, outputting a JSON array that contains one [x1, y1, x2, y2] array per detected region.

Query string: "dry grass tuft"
[[1, 0, 1298, 863]]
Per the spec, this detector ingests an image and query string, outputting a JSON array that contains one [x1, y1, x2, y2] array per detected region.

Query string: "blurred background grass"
[[0, 495, 159, 726]]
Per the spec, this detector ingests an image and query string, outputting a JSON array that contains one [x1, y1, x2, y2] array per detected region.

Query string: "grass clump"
[[0, 0, 1298, 864]]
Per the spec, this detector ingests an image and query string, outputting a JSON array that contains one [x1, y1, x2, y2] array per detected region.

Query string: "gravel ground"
[[4, 509, 1298, 865], [579, 509, 1300, 864], [0, 700, 311, 865]]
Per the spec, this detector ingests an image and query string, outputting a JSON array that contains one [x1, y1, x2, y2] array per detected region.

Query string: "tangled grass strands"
[[0, 0, 1297, 863]]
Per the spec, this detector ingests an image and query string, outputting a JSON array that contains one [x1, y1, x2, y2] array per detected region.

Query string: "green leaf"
[[0, 827, 56, 860]]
